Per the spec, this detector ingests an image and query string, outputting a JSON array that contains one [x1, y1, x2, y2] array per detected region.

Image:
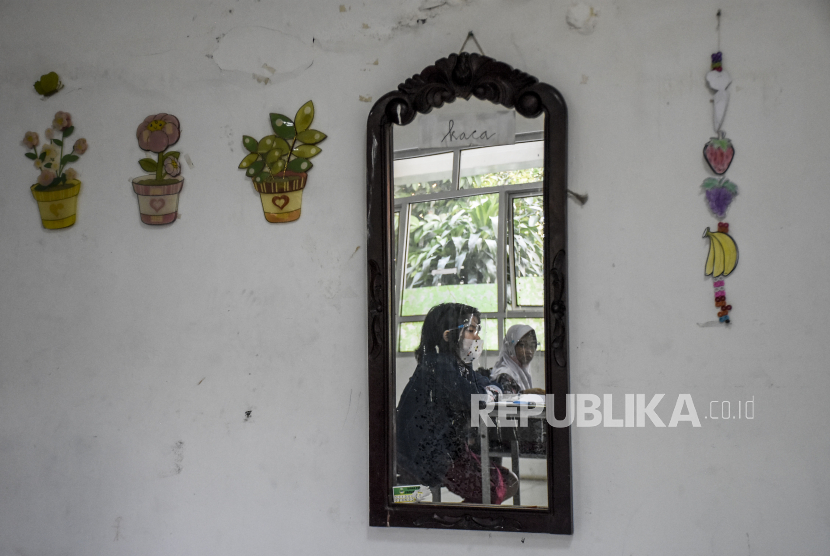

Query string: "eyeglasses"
[[516, 341, 538, 350], [456, 323, 482, 334]]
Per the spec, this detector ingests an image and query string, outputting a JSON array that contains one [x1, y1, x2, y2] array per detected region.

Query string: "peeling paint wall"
[[2, 0, 830, 555]]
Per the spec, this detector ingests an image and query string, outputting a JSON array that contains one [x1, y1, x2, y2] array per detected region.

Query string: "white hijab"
[[491, 324, 535, 391]]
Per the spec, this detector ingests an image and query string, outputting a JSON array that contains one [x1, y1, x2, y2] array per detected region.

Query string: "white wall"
[[1, 0, 829, 554]]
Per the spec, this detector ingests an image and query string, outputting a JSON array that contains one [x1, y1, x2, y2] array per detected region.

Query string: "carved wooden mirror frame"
[[366, 53, 572, 534]]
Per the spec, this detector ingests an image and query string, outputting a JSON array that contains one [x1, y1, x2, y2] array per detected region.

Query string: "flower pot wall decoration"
[[238, 100, 327, 223], [22, 111, 89, 229], [133, 114, 184, 225]]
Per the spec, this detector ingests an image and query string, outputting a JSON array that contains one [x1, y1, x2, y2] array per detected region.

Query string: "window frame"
[[507, 190, 547, 311], [393, 133, 545, 354]]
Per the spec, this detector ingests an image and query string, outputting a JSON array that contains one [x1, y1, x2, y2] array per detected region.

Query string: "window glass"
[[393, 152, 454, 198], [459, 142, 544, 189], [401, 194, 499, 316], [481, 318, 499, 352], [393, 211, 399, 276], [511, 195, 544, 306], [394, 144, 546, 354], [398, 321, 423, 352], [504, 318, 545, 351], [398, 318, 498, 353]]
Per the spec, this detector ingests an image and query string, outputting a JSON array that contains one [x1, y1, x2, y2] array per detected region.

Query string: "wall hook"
[[568, 190, 589, 205]]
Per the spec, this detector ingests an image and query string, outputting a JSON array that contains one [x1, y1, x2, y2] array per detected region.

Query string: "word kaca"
[[441, 119, 496, 144]]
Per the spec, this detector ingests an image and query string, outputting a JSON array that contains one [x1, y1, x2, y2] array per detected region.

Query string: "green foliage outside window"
[[461, 167, 543, 189], [401, 170, 545, 313], [394, 178, 453, 198], [404, 193, 499, 290], [511, 195, 544, 306]]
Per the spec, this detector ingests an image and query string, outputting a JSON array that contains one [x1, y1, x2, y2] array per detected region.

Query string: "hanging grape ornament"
[[701, 177, 737, 219]]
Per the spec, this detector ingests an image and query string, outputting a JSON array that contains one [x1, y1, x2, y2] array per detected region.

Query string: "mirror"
[[367, 53, 572, 534]]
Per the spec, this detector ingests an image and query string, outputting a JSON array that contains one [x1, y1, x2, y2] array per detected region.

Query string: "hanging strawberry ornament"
[[703, 133, 735, 175]]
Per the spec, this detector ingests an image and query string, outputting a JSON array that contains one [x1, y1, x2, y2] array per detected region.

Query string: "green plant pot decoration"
[[238, 100, 326, 223], [133, 114, 184, 225], [22, 111, 89, 229]]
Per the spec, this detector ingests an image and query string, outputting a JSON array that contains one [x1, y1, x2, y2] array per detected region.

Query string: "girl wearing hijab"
[[491, 324, 540, 394]]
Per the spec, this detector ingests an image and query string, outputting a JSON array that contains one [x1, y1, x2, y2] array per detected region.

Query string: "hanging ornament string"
[[459, 31, 485, 56], [700, 9, 739, 325], [456, 32, 590, 206]]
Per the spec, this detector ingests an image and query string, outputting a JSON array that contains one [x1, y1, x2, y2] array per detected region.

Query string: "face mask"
[[458, 338, 483, 364]]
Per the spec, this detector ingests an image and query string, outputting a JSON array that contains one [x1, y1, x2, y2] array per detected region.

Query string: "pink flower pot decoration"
[[23, 111, 88, 229], [136, 114, 180, 153], [132, 112, 185, 225]]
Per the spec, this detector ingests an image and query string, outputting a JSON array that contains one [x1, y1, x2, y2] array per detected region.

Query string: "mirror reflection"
[[392, 100, 548, 506]]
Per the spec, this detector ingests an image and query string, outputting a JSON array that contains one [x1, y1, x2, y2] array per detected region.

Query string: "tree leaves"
[[139, 158, 158, 172], [242, 136, 259, 153], [294, 101, 314, 133], [287, 157, 312, 173], [297, 129, 326, 144], [292, 144, 321, 159], [268, 158, 286, 175], [245, 160, 265, 177], [269, 113, 295, 139], [401, 192, 544, 296], [257, 135, 280, 154], [467, 233, 481, 253], [238, 153, 259, 169], [404, 194, 499, 289], [252, 171, 270, 185], [270, 137, 291, 157], [265, 149, 283, 168], [510, 196, 544, 279], [241, 102, 325, 180]]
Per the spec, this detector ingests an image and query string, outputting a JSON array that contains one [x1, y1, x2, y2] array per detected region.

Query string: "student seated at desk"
[[396, 303, 519, 505], [491, 324, 544, 395]]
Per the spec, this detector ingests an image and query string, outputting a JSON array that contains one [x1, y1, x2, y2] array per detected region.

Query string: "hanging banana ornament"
[[703, 224, 738, 277], [701, 11, 739, 325], [703, 222, 737, 323]]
